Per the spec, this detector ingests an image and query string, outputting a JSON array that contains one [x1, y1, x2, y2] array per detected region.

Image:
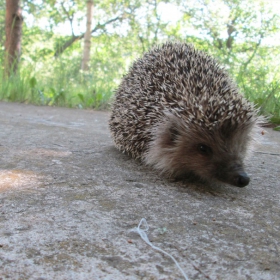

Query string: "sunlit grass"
[[0, 43, 280, 124], [0, 58, 116, 109]]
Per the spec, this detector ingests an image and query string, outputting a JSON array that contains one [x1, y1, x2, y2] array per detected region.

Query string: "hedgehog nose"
[[236, 172, 250, 187]]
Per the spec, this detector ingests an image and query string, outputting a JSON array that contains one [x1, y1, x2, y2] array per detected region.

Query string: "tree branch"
[[61, 2, 75, 36], [54, 15, 123, 57], [242, 35, 263, 72]]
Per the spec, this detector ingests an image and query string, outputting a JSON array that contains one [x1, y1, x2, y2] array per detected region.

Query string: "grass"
[[0, 57, 116, 110], [1, 55, 280, 126], [237, 67, 280, 126]]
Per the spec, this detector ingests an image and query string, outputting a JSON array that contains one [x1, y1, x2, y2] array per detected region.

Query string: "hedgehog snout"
[[216, 162, 250, 187], [234, 172, 250, 188]]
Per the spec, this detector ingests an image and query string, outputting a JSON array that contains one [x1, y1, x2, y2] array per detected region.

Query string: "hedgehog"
[[109, 42, 262, 187]]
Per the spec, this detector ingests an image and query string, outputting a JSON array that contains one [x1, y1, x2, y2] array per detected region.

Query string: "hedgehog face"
[[144, 115, 254, 187], [187, 140, 250, 187]]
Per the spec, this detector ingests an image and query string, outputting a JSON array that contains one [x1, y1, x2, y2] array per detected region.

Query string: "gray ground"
[[0, 101, 279, 280]]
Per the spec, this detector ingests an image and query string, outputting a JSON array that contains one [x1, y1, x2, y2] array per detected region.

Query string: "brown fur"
[[144, 113, 254, 184]]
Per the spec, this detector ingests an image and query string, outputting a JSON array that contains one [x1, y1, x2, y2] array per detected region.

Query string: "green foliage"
[[0, 0, 280, 123], [0, 33, 120, 109]]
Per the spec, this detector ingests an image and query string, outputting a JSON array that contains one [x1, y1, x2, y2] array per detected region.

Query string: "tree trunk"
[[81, 0, 94, 71], [4, 0, 23, 76]]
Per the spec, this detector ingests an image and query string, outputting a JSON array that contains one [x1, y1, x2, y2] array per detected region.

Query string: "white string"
[[130, 218, 189, 280]]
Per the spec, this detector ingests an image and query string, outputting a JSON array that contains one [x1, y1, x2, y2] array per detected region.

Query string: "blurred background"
[[1, 0, 280, 124]]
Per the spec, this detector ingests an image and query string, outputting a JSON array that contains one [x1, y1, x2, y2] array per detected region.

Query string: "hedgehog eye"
[[198, 144, 212, 156]]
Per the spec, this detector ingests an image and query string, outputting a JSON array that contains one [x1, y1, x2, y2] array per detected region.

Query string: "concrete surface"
[[0, 101, 279, 280]]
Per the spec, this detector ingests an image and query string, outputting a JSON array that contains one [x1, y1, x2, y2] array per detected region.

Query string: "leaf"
[[29, 77, 37, 88], [77, 93, 85, 102], [50, 87, 56, 94]]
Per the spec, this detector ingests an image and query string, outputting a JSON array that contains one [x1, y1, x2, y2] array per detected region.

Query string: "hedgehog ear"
[[220, 118, 238, 139], [169, 125, 180, 143], [160, 117, 181, 147]]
